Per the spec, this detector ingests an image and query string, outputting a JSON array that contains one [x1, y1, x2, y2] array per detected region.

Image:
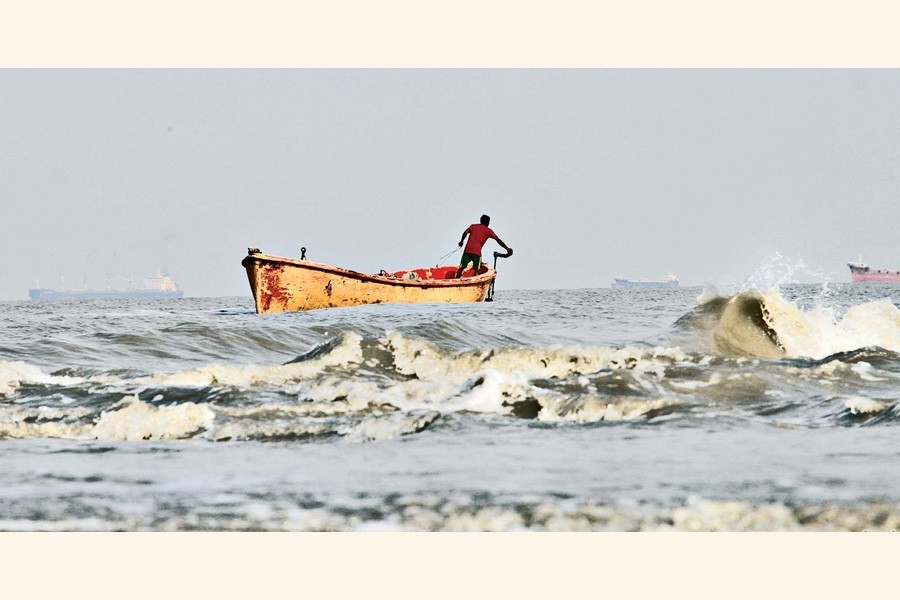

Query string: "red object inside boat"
[[388, 265, 488, 281]]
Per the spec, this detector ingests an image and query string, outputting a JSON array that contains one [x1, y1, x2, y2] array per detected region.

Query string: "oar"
[[485, 249, 513, 302]]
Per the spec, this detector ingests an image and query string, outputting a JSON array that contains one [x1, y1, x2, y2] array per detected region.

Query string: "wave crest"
[[681, 289, 900, 360]]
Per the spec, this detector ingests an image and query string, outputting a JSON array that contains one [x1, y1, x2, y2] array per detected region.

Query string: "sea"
[[1, 281, 898, 531]]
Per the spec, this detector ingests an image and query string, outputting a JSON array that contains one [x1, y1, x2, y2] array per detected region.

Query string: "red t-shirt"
[[463, 224, 496, 255]]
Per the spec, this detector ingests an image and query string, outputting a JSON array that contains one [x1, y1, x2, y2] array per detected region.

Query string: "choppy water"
[[1, 283, 898, 531]]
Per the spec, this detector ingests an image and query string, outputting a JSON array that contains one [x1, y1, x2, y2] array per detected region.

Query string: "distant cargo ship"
[[847, 262, 900, 283], [612, 273, 679, 288], [28, 272, 184, 301]]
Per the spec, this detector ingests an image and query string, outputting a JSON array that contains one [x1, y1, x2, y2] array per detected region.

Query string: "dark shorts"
[[459, 253, 482, 271]]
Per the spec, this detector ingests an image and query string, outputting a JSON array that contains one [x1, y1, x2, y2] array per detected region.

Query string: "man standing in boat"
[[456, 214, 513, 278]]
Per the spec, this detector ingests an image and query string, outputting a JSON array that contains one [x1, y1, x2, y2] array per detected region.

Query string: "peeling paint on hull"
[[241, 252, 496, 313]]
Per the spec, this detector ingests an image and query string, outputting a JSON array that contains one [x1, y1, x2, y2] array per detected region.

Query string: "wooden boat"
[[241, 248, 496, 313]]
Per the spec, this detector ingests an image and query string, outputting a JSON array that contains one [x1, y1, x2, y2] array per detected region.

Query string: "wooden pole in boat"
[[485, 249, 512, 302]]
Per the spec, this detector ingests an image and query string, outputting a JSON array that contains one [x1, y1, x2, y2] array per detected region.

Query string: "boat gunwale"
[[242, 253, 496, 289]]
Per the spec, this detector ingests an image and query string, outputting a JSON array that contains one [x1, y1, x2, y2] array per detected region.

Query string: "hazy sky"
[[1, 69, 897, 300]]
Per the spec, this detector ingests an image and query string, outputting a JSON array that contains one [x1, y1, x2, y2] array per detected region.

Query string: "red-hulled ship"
[[847, 262, 900, 283]]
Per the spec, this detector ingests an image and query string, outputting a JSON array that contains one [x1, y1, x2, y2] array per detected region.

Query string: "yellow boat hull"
[[241, 251, 496, 313]]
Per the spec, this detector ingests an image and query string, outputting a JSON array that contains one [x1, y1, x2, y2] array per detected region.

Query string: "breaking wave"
[[678, 288, 900, 360]]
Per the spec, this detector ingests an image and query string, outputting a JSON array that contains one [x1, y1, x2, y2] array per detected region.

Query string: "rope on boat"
[[435, 247, 460, 266]]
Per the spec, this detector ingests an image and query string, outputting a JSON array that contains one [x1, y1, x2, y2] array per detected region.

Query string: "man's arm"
[[493, 234, 512, 254], [458, 227, 470, 247]]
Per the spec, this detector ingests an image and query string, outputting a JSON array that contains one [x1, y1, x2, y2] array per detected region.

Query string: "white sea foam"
[[286, 367, 675, 423], [386, 331, 687, 381], [672, 501, 800, 532], [669, 373, 723, 390], [338, 410, 441, 442], [369, 335, 689, 419], [843, 397, 888, 415], [92, 395, 215, 441], [0, 410, 91, 440], [849, 362, 886, 382], [0, 393, 216, 441], [758, 291, 900, 360], [3, 497, 896, 531], [0, 360, 87, 395], [208, 333, 695, 421], [207, 416, 332, 442], [538, 395, 679, 422]]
